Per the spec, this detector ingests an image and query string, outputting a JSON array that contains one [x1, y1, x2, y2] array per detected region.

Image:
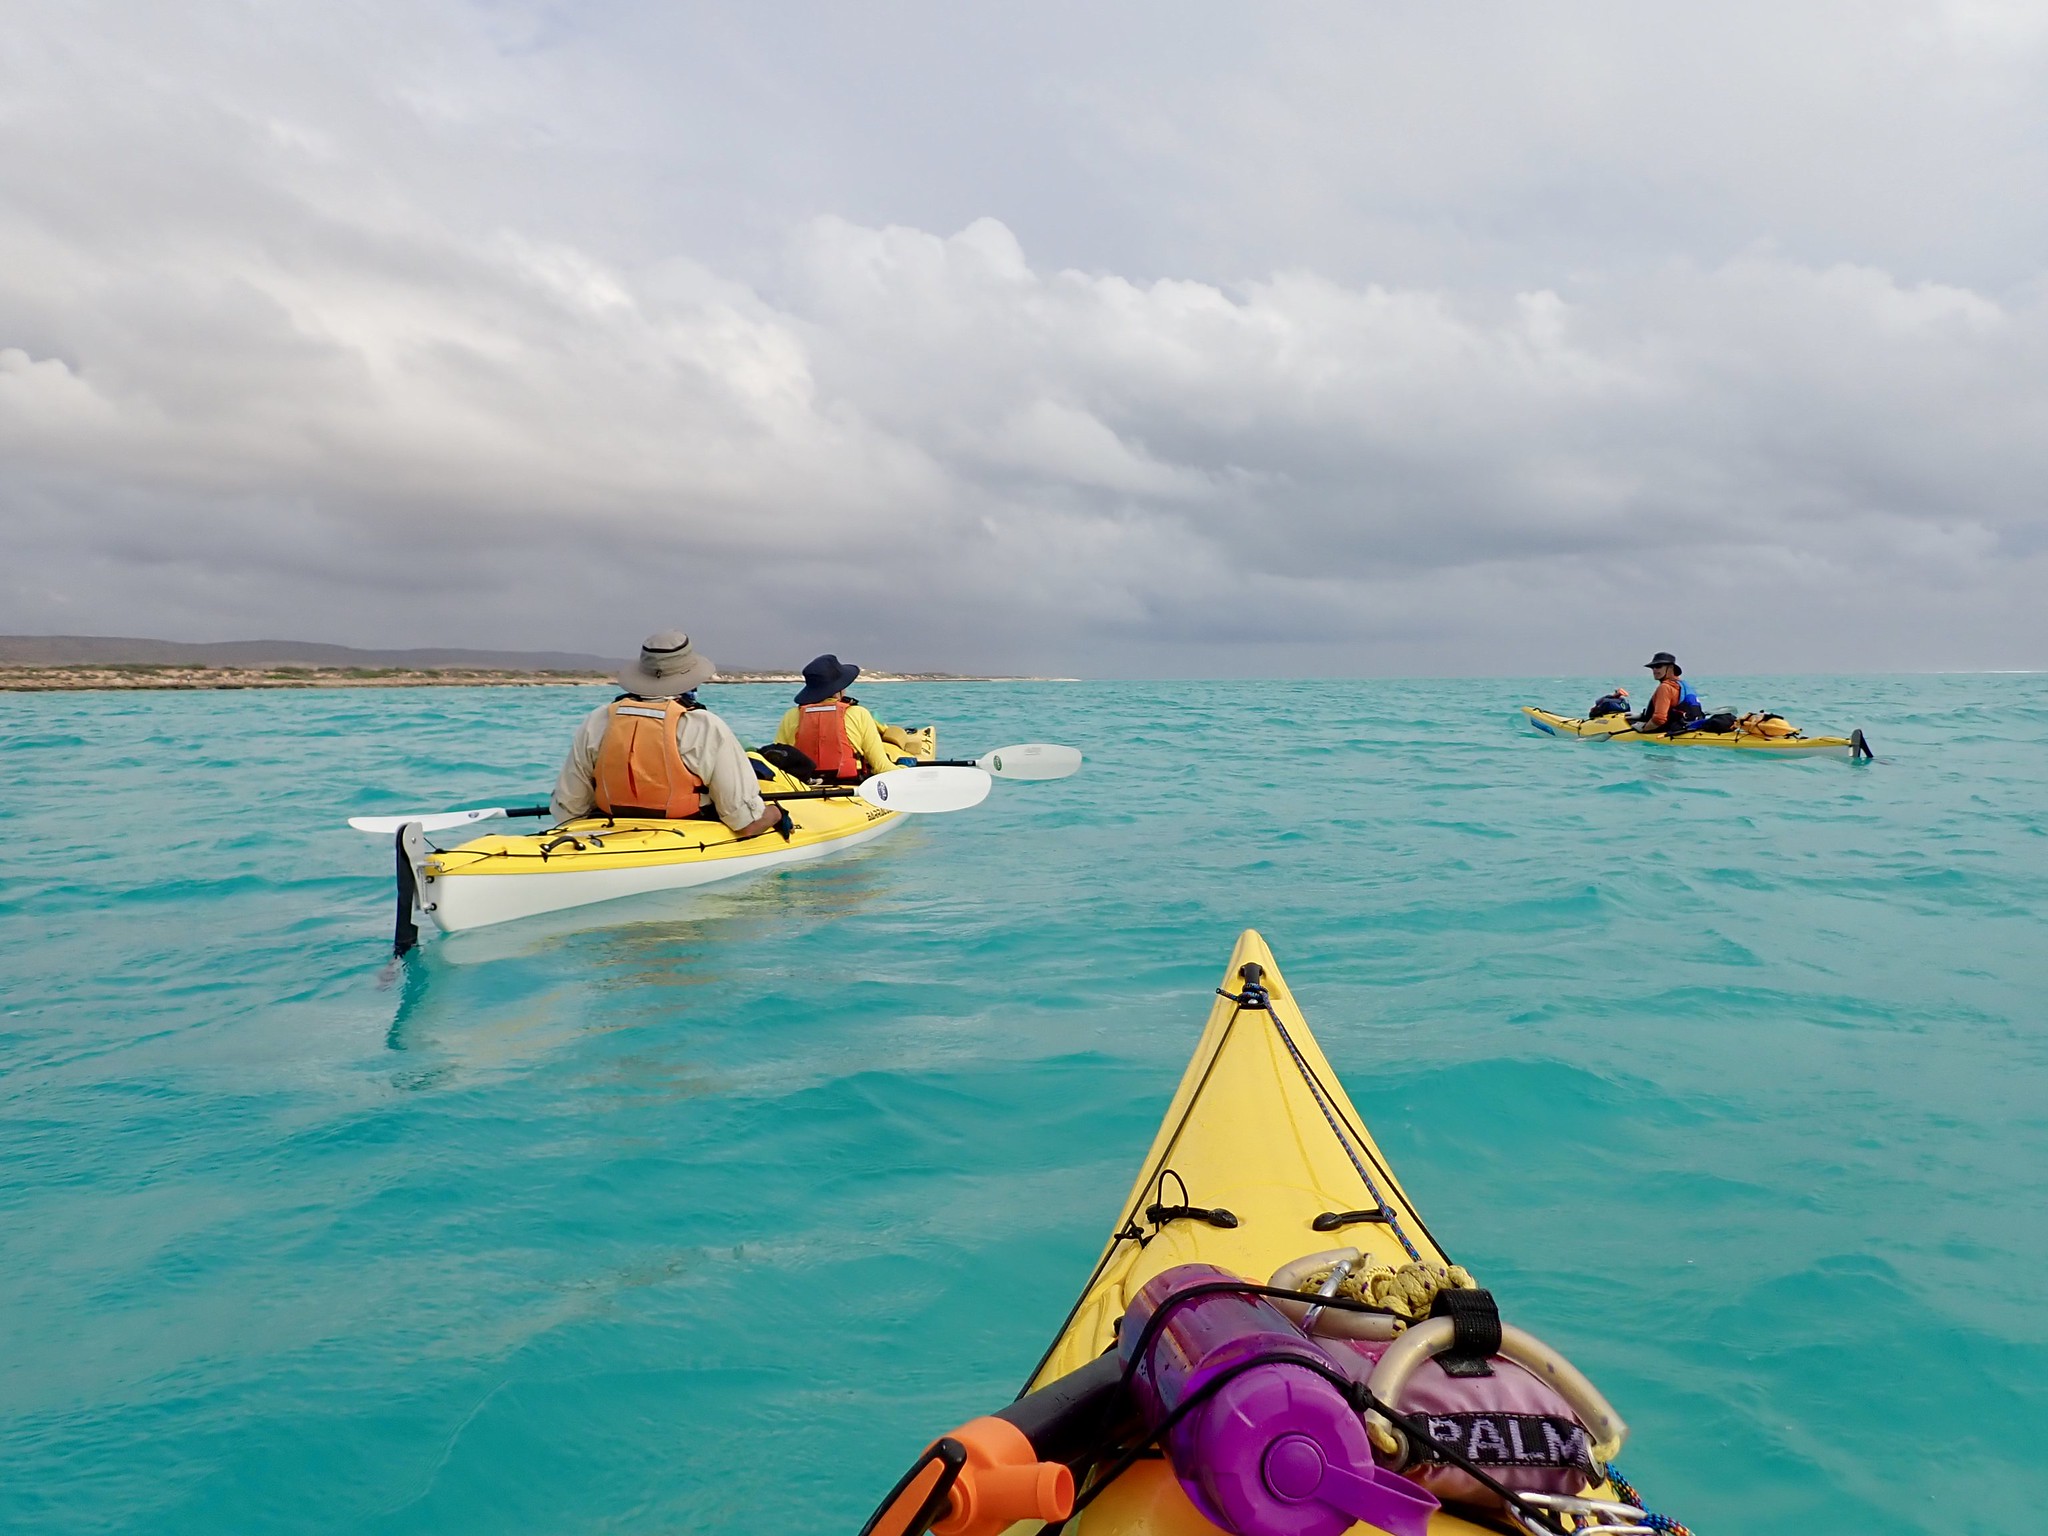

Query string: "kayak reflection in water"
[[772, 653, 935, 783], [550, 630, 789, 839]]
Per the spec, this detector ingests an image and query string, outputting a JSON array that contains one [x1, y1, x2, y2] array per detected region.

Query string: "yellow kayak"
[[860, 932, 1687, 1536], [1523, 706, 1870, 759], [405, 758, 902, 935]]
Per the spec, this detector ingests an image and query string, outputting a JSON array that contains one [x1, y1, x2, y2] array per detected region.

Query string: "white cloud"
[[1, 1, 2044, 673]]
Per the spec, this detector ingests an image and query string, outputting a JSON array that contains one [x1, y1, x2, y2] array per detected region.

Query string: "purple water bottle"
[[1122, 1264, 1440, 1536]]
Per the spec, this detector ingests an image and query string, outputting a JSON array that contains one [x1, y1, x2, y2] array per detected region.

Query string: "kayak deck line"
[[859, 931, 1696, 1536], [1022, 931, 1448, 1397], [1217, 962, 1422, 1261]]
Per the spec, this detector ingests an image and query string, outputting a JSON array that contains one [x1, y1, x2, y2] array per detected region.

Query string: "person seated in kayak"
[[1634, 651, 1704, 732], [550, 631, 788, 837], [773, 654, 917, 782]]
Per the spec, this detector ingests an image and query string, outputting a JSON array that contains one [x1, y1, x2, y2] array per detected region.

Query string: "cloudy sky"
[[4, 2, 2045, 675]]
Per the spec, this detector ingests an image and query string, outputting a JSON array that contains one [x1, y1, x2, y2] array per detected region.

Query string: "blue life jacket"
[[1667, 678, 1704, 729]]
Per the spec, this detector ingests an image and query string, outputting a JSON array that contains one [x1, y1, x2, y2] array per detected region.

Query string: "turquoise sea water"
[[3, 676, 2044, 1535]]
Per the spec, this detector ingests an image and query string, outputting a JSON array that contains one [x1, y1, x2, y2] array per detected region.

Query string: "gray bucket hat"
[[617, 631, 716, 697]]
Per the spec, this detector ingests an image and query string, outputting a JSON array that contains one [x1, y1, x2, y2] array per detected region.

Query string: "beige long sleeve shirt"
[[550, 700, 768, 830]]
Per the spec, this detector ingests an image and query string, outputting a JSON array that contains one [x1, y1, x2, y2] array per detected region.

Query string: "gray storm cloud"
[[2, 1, 2044, 674]]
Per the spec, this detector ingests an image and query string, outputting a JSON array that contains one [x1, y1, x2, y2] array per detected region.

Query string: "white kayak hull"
[[415, 813, 906, 934]]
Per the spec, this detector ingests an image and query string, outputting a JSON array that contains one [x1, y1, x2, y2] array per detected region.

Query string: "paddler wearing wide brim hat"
[[1633, 650, 1705, 732], [772, 653, 933, 783], [551, 631, 788, 838]]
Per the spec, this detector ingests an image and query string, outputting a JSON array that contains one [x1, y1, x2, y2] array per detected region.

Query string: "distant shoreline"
[[0, 665, 1068, 692]]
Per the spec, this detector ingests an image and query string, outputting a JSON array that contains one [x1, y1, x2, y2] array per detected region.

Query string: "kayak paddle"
[[930, 743, 1083, 780], [774, 764, 993, 812], [349, 805, 551, 835], [347, 765, 993, 835]]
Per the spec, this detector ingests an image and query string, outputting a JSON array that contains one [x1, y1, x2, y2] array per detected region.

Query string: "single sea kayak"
[[1524, 706, 1870, 759], [860, 931, 1688, 1536], [400, 757, 903, 936]]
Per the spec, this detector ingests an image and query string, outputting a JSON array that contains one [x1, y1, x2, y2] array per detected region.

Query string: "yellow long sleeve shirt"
[[774, 701, 902, 777]]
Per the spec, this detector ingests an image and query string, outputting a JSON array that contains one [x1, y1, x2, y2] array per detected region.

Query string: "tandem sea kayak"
[[859, 931, 1689, 1536], [395, 757, 913, 940], [358, 744, 1081, 951], [1524, 706, 1870, 759]]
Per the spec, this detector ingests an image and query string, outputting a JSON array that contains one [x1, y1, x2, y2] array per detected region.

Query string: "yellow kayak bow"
[[860, 932, 1685, 1536]]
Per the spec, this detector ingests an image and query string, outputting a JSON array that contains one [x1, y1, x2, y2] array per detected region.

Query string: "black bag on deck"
[[757, 741, 820, 781]]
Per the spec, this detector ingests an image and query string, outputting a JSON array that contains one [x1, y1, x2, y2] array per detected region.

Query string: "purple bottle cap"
[[1263, 1434, 1329, 1499], [1184, 1364, 1439, 1536]]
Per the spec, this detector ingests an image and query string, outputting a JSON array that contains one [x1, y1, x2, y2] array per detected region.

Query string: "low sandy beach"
[[0, 666, 1056, 691]]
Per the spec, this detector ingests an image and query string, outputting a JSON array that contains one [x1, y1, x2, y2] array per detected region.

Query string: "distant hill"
[[0, 635, 625, 670]]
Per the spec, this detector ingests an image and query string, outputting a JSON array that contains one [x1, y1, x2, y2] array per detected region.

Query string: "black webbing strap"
[[1431, 1286, 1500, 1377]]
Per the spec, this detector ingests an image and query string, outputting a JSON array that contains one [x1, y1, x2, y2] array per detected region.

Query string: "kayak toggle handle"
[[1145, 1167, 1239, 1230], [1144, 1200, 1239, 1230], [1217, 961, 1272, 1010], [1312, 1208, 1394, 1232]]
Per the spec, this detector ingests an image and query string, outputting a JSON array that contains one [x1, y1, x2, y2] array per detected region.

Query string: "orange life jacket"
[[593, 698, 704, 818], [792, 698, 862, 781]]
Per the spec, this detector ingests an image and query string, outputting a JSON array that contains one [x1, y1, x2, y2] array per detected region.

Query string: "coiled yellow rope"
[[1300, 1258, 1478, 1320]]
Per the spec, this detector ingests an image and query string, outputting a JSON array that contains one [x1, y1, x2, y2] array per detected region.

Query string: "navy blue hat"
[[795, 653, 861, 706], [1644, 651, 1682, 674]]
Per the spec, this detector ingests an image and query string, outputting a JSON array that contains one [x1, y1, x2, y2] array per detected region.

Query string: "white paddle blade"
[[348, 807, 511, 836], [976, 743, 1083, 780], [855, 765, 992, 814]]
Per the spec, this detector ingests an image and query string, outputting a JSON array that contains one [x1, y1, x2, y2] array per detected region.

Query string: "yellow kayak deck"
[[1523, 705, 1867, 757], [1028, 930, 1446, 1391], [422, 760, 892, 879], [406, 757, 907, 933], [1007, 931, 1633, 1535]]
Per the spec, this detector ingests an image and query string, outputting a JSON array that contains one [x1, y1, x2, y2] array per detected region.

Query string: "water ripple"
[[0, 675, 2043, 1534]]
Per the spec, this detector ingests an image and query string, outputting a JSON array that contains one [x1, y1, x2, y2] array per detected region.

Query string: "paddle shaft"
[[930, 744, 1082, 779], [489, 781, 939, 810], [358, 761, 990, 834]]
